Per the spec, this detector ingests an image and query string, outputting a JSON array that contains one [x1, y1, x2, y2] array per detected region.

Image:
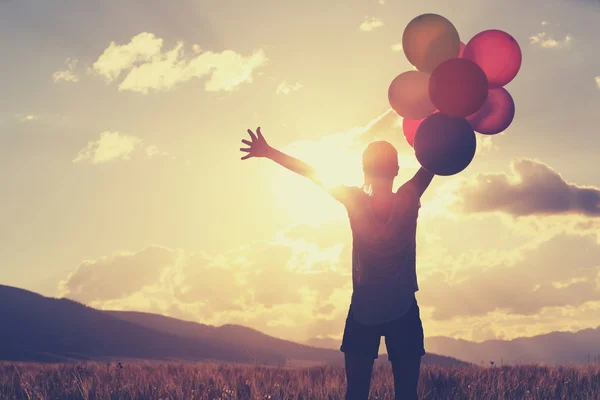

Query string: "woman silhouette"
[[241, 127, 434, 400]]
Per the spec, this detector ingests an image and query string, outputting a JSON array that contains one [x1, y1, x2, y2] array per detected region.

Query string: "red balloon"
[[414, 113, 477, 176], [429, 58, 489, 118], [467, 88, 515, 135], [389, 71, 436, 120], [463, 29, 522, 88], [402, 110, 438, 147]]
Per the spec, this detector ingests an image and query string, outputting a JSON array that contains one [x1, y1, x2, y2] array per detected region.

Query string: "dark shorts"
[[340, 295, 425, 361]]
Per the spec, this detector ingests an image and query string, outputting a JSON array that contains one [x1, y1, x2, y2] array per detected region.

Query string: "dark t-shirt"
[[333, 181, 421, 325]]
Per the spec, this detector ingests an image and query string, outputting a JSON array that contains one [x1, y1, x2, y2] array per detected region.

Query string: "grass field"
[[2, 361, 600, 399]]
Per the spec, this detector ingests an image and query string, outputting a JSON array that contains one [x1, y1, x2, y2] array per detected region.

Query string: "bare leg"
[[391, 356, 421, 400], [344, 353, 375, 400]]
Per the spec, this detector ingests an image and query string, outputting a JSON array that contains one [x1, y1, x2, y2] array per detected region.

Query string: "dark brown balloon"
[[402, 14, 461, 74], [414, 113, 477, 176]]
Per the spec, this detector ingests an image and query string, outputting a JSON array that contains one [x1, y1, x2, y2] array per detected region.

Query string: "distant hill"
[[0, 284, 466, 366], [107, 311, 468, 367], [0, 285, 282, 364], [106, 310, 344, 365], [304, 336, 469, 367], [425, 327, 600, 365]]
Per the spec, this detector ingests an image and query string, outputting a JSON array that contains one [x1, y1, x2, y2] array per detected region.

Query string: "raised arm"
[[240, 127, 351, 202], [407, 166, 435, 198]]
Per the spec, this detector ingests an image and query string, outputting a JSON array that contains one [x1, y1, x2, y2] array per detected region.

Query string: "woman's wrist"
[[265, 145, 276, 159]]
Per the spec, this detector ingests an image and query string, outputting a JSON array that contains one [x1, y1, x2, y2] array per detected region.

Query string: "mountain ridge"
[[424, 327, 600, 365], [0, 285, 466, 366]]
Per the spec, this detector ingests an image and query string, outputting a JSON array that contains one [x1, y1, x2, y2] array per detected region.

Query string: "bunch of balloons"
[[389, 14, 522, 176]]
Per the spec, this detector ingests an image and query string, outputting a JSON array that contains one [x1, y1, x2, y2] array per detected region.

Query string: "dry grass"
[[2, 361, 600, 399]]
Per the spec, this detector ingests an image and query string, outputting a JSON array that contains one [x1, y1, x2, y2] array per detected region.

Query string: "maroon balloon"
[[429, 58, 489, 118], [414, 113, 477, 176], [467, 88, 515, 135], [402, 110, 438, 147], [463, 29, 522, 88]]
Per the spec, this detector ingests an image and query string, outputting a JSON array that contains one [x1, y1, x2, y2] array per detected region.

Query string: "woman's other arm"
[[407, 167, 435, 198]]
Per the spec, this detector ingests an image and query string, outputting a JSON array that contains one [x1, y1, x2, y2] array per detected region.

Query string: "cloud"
[[529, 32, 573, 48], [145, 145, 167, 158], [419, 233, 600, 320], [91, 32, 268, 94], [73, 131, 142, 164], [390, 42, 403, 52], [15, 114, 39, 122], [276, 81, 302, 95], [52, 58, 80, 83], [93, 32, 163, 82], [59, 223, 352, 341], [359, 17, 384, 32], [475, 134, 498, 156], [451, 158, 600, 217], [59, 245, 179, 303]]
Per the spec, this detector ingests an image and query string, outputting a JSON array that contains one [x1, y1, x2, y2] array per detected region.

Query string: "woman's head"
[[362, 141, 399, 195]]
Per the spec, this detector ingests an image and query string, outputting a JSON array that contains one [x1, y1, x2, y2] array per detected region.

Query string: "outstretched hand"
[[240, 127, 271, 160]]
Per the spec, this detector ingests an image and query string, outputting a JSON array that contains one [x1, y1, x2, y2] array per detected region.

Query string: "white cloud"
[[91, 32, 268, 94], [419, 232, 600, 320], [146, 145, 160, 157], [73, 131, 142, 164], [16, 114, 39, 122], [390, 42, 403, 52], [276, 81, 303, 95], [93, 32, 163, 82], [59, 224, 352, 342], [359, 17, 384, 32], [52, 58, 80, 83], [475, 134, 498, 155], [59, 246, 178, 303], [145, 144, 168, 158], [529, 32, 573, 49]]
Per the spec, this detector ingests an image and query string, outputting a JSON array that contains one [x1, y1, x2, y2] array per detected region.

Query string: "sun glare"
[[269, 127, 428, 224], [270, 133, 364, 224]]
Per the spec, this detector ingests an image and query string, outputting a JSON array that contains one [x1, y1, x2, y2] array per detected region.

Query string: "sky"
[[1, 0, 600, 345]]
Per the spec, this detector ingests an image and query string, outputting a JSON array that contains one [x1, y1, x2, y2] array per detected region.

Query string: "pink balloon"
[[463, 30, 522, 88], [402, 110, 438, 147], [388, 71, 436, 120], [467, 88, 515, 135], [429, 58, 489, 118], [458, 41, 466, 58]]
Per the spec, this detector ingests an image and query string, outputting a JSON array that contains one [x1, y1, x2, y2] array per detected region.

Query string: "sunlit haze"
[[1, 0, 599, 348]]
